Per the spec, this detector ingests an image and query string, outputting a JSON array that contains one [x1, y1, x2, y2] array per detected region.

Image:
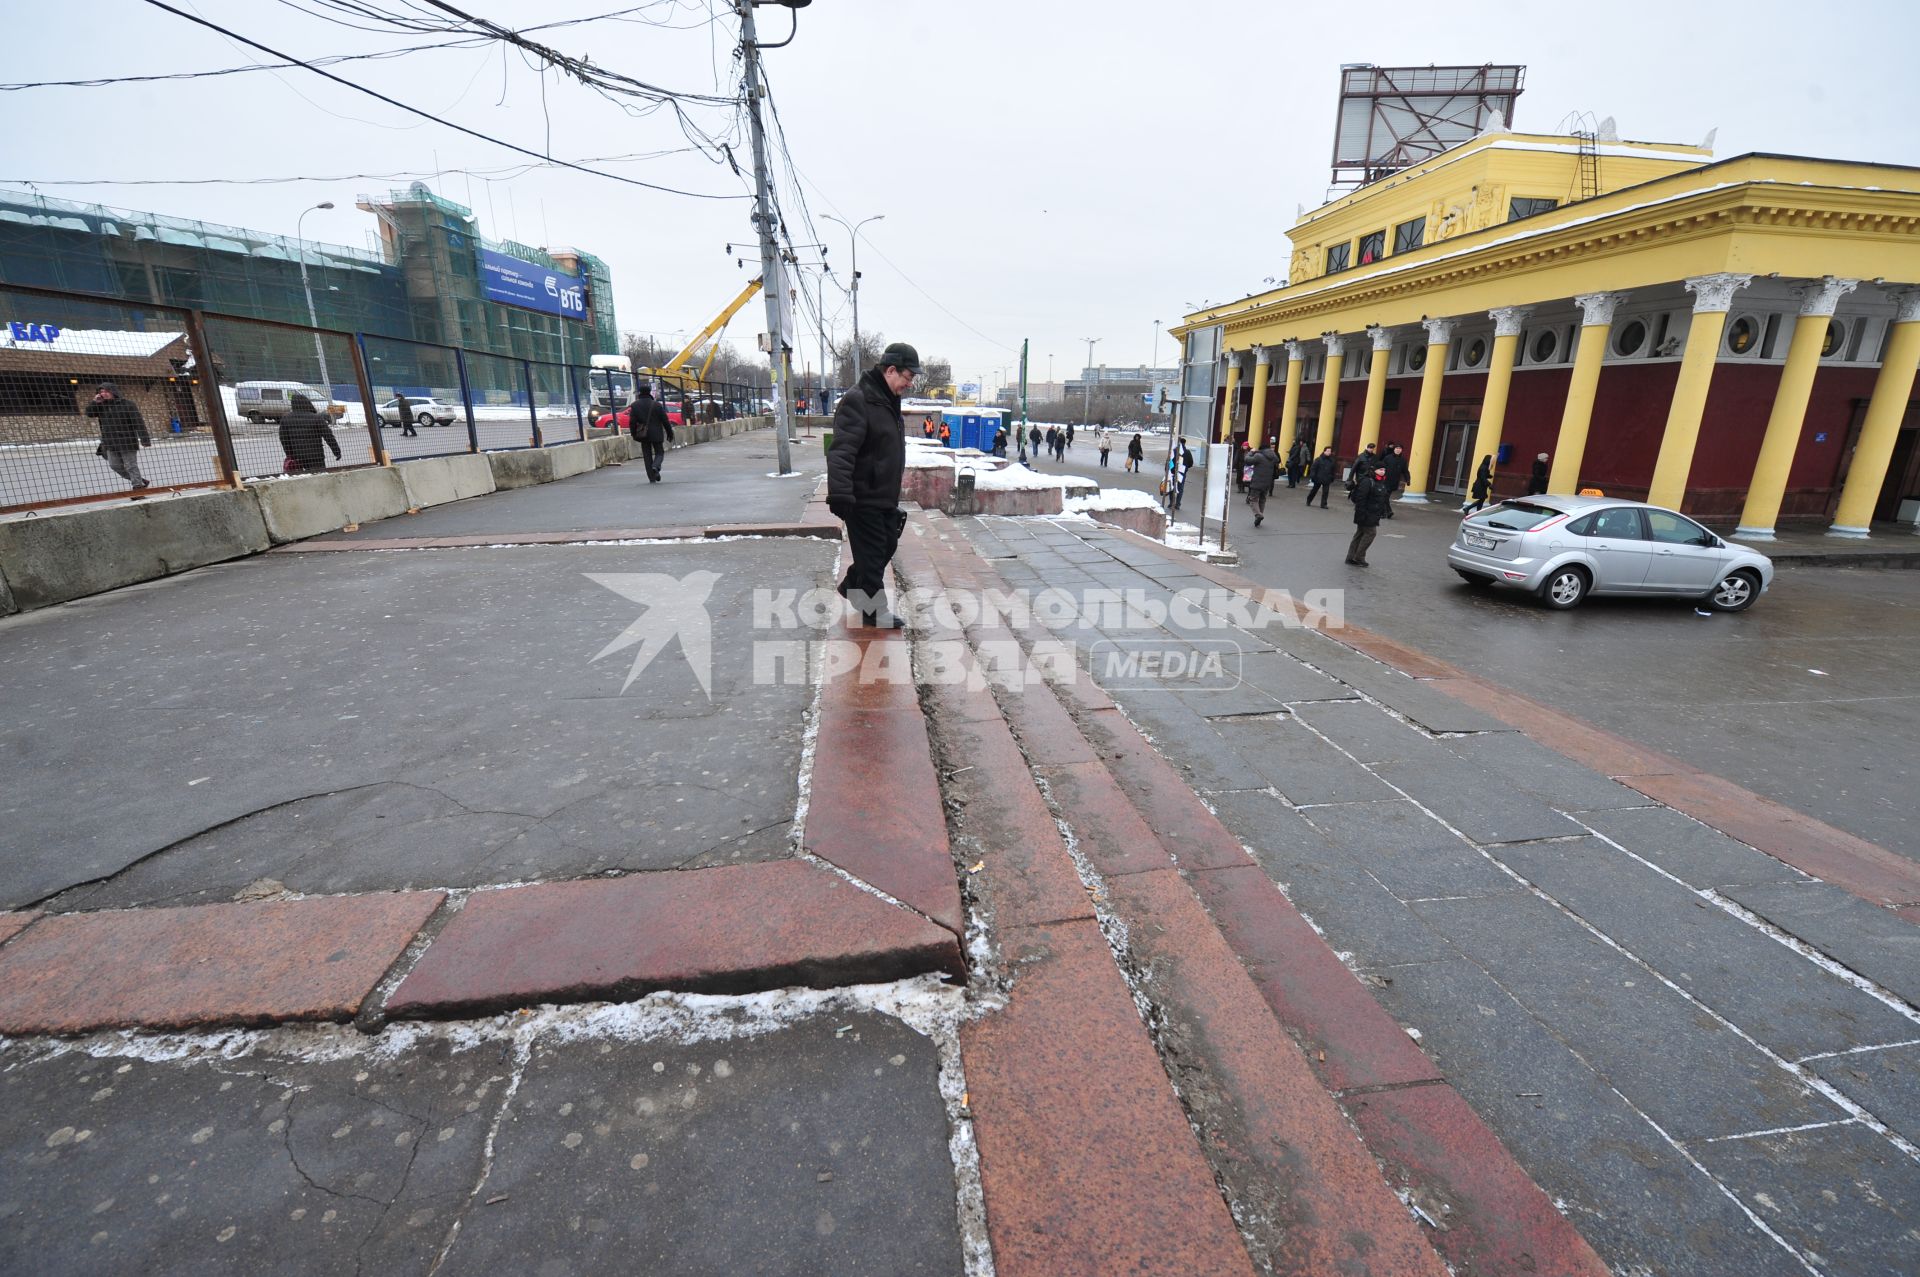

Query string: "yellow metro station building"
[[1171, 132, 1920, 536]]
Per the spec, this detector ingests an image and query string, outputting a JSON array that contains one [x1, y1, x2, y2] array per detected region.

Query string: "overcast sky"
[[10, 1, 1920, 395]]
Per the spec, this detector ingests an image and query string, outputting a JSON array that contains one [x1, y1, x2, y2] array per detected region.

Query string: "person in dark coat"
[[1346, 465, 1393, 566], [1028, 424, 1042, 457], [827, 342, 919, 628], [396, 391, 417, 438], [1462, 455, 1495, 514], [1305, 446, 1338, 508], [86, 382, 152, 492], [1126, 433, 1144, 473], [1383, 442, 1408, 492], [1287, 437, 1310, 488], [278, 393, 341, 474], [1527, 452, 1550, 495], [1245, 442, 1280, 526], [628, 383, 669, 482], [1346, 442, 1378, 488]]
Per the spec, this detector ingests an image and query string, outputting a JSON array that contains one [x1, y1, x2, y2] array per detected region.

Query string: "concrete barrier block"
[[548, 441, 596, 480], [250, 467, 409, 544], [591, 435, 626, 467], [0, 564, 15, 616], [487, 448, 555, 490], [0, 488, 270, 612], [396, 453, 496, 508]]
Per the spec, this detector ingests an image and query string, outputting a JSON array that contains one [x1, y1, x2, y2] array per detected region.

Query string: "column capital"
[[1284, 339, 1304, 362], [1253, 344, 1272, 365], [1574, 292, 1627, 327], [1489, 305, 1534, 337], [1221, 348, 1242, 369], [1367, 325, 1395, 352], [1891, 288, 1920, 324], [1422, 317, 1458, 346], [1793, 276, 1860, 317], [1322, 332, 1346, 358], [1684, 273, 1755, 313]]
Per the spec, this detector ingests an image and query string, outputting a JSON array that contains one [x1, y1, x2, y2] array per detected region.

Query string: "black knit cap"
[[877, 342, 921, 373]]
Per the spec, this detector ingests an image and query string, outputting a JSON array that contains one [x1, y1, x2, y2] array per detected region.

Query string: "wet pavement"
[[960, 514, 1920, 1277]]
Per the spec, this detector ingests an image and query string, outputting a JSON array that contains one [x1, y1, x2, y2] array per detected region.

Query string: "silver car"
[[1447, 494, 1774, 611]]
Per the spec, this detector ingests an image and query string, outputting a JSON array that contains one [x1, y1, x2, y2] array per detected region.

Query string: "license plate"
[[1463, 532, 1496, 550]]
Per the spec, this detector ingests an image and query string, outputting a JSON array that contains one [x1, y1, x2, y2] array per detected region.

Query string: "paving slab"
[[1233, 648, 1356, 703], [1723, 879, 1920, 1008], [1373, 754, 1585, 845], [3, 538, 834, 911], [0, 1033, 514, 1277], [1689, 1121, 1920, 1277], [1493, 840, 1916, 1061], [1367, 957, 1811, 1277], [1207, 713, 1399, 806], [1099, 698, 1267, 793], [1809, 1044, 1920, 1147], [1300, 800, 1519, 901], [435, 1014, 963, 1277], [1201, 788, 1347, 878], [1410, 890, 1843, 1142], [0, 891, 441, 1036], [1277, 854, 1463, 969], [1576, 806, 1809, 891], [1441, 731, 1652, 813], [1289, 698, 1441, 766], [961, 920, 1255, 1277], [387, 862, 962, 1019]]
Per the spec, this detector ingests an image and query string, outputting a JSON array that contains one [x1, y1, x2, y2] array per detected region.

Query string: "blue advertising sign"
[[478, 248, 586, 321]]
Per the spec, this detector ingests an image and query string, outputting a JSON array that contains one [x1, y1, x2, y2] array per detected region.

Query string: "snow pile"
[[964, 461, 1096, 493], [1064, 488, 1161, 513]]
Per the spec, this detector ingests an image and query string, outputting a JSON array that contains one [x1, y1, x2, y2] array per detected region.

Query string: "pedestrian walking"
[[1459, 455, 1495, 514], [396, 390, 417, 438], [1169, 437, 1195, 511], [1346, 464, 1393, 566], [1527, 452, 1550, 495], [1245, 441, 1279, 527], [992, 427, 1008, 457], [1384, 442, 1408, 493], [827, 342, 919, 629], [1028, 423, 1042, 459], [628, 382, 670, 482], [1346, 442, 1378, 489], [86, 382, 152, 494], [1305, 446, 1337, 508], [1126, 433, 1144, 473], [1098, 428, 1111, 468], [1065, 423, 1075, 451], [278, 392, 341, 474]]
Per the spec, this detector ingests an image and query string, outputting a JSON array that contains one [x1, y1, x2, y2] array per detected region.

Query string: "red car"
[[593, 400, 685, 431]]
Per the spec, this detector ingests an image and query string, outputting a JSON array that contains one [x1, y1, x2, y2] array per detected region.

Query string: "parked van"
[[234, 381, 344, 424]]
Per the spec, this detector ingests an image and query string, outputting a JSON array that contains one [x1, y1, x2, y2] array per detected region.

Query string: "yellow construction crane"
[[639, 276, 764, 400]]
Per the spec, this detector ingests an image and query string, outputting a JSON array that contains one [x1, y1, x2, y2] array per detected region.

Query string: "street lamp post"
[[824, 213, 883, 383], [296, 202, 335, 401], [1152, 319, 1161, 372], [1081, 336, 1102, 425]]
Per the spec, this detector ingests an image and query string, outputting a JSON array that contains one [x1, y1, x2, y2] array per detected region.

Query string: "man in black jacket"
[[86, 382, 152, 493], [828, 342, 919, 628], [1305, 446, 1337, 508], [1244, 442, 1279, 526], [628, 383, 669, 482], [1346, 464, 1393, 566]]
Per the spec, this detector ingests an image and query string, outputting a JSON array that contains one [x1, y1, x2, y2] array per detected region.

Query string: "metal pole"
[[523, 360, 542, 448], [296, 203, 335, 398], [453, 347, 479, 453], [349, 334, 388, 466], [1081, 336, 1101, 425], [183, 307, 243, 487], [737, 1, 793, 475]]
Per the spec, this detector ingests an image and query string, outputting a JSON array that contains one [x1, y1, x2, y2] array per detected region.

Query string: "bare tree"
[[831, 332, 885, 388]]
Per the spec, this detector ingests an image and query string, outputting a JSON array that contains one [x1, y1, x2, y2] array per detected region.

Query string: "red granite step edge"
[[1103, 868, 1451, 1276], [0, 892, 443, 1036], [0, 911, 41, 948], [1105, 524, 1920, 919], [961, 920, 1258, 1277], [702, 521, 840, 539], [387, 860, 961, 1020]]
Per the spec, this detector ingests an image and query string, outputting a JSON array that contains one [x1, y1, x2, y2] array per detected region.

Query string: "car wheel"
[[417, 412, 434, 427], [1707, 568, 1760, 613], [1540, 565, 1590, 610], [246, 411, 263, 425]]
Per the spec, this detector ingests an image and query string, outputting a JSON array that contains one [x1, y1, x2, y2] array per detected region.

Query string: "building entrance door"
[[1432, 420, 1478, 494]]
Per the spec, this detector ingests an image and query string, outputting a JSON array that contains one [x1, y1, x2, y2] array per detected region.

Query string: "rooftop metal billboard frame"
[[1331, 64, 1525, 188]]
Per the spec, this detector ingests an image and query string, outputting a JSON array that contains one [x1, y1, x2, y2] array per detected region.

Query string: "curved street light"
[[296, 202, 336, 398], [823, 213, 883, 381]]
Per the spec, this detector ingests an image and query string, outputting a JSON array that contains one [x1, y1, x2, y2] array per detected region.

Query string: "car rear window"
[[1476, 502, 1563, 531]]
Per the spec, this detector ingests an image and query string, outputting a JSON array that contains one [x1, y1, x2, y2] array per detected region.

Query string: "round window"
[[1821, 320, 1846, 359], [1725, 315, 1759, 355], [1465, 338, 1487, 367], [1613, 319, 1647, 357], [1531, 330, 1558, 363], [1407, 345, 1427, 371]]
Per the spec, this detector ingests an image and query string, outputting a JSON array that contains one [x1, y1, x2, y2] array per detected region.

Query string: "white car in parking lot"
[[1447, 494, 1774, 611]]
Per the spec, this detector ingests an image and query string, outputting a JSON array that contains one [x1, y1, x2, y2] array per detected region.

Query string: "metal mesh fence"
[[361, 332, 475, 459], [0, 285, 231, 509], [530, 361, 584, 446], [199, 314, 377, 479]]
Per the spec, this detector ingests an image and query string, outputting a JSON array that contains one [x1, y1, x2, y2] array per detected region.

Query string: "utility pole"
[[1081, 336, 1102, 425], [736, 1, 794, 474]]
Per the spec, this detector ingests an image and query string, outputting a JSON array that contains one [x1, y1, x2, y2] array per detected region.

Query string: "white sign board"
[[1203, 443, 1230, 525]]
